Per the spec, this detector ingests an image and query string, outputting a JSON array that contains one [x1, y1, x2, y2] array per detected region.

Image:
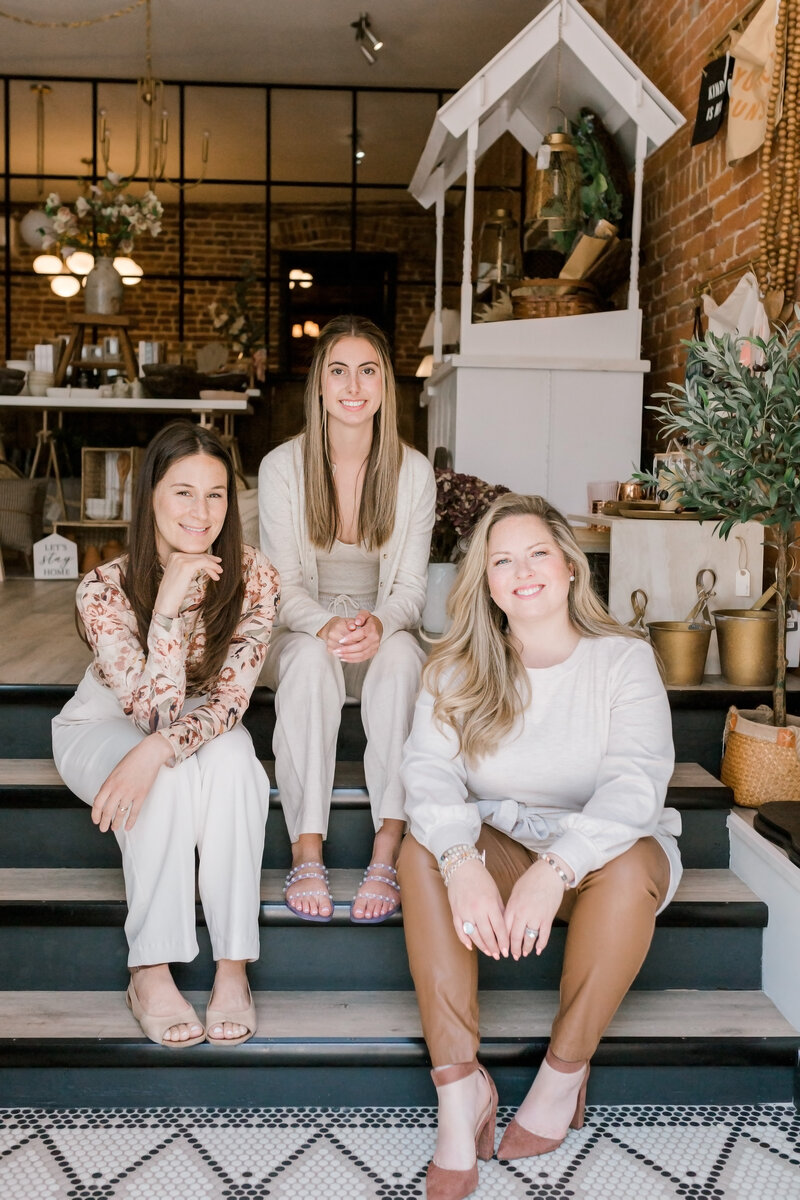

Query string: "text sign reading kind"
[[33, 534, 78, 580]]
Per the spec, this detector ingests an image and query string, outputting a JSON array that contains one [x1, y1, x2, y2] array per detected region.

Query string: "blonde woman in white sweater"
[[398, 492, 681, 1200], [259, 315, 435, 924]]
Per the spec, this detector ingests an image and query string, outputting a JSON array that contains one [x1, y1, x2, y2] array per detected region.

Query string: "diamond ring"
[[524, 927, 539, 939], [462, 921, 475, 936], [118, 806, 129, 815]]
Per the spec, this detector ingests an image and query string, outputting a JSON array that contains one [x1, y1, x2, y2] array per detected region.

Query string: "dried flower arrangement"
[[431, 468, 510, 562]]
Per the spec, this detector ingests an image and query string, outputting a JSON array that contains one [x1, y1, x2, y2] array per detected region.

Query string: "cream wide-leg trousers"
[[263, 626, 426, 842], [52, 669, 270, 968]]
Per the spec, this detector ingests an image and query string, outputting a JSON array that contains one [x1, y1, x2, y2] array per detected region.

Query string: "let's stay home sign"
[[33, 534, 78, 580]]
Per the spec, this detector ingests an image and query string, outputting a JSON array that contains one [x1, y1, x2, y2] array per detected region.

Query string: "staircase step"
[[0, 988, 795, 1108], [0, 868, 767, 993], [0, 760, 735, 869]]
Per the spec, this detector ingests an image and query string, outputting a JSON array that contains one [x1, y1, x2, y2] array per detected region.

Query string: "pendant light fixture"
[[98, 0, 209, 190], [19, 84, 55, 250], [523, 4, 582, 267]]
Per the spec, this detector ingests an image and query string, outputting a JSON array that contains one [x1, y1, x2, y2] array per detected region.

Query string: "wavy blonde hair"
[[424, 492, 642, 763], [301, 314, 402, 550]]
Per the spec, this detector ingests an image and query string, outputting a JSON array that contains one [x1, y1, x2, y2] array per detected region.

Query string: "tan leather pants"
[[397, 825, 670, 1067]]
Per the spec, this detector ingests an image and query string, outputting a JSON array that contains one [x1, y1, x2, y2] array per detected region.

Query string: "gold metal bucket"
[[713, 609, 777, 686], [648, 622, 712, 686]]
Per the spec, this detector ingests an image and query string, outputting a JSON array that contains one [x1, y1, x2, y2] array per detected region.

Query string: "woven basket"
[[511, 278, 601, 320], [720, 705, 800, 807]]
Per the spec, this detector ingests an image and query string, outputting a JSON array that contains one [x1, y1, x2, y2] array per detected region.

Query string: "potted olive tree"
[[646, 321, 800, 806]]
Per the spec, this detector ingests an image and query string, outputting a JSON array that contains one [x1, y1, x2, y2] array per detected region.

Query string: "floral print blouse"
[[76, 545, 280, 764]]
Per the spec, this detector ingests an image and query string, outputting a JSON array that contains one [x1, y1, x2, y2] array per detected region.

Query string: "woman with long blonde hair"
[[258, 315, 435, 924], [398, 492, 681, 1200]]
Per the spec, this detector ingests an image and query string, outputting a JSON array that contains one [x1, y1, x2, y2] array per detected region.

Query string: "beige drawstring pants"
[[263, 626, 426, 842], [397, 824, 670, 1066], [52, 669, 270, 968]]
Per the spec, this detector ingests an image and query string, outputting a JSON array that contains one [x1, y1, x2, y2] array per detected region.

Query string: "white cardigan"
[[258, 437, 436, 641], [401, 636, 683, 910]]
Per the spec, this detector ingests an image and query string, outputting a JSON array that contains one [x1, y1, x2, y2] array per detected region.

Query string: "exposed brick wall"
[[4, 198, 459, 379], [603, 0, 776, 462]]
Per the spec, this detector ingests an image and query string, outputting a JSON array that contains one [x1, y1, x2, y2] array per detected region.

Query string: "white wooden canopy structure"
[[409, 0, 685, 359]]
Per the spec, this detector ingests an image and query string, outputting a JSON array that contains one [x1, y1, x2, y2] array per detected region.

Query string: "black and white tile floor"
[[1, 1103, 799, 1199]]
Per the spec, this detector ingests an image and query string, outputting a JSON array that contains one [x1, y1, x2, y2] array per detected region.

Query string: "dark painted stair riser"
[[0, 923, 765, 993], [4, 683, 799, 764], [0, 1052, 796, 1110], [0, 800, 731, 869]]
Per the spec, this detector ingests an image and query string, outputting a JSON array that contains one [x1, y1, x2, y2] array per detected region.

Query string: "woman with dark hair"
[[258, 314, 435, 924], [398, 492, 681, 1199], [53, 420, 280, 1048]]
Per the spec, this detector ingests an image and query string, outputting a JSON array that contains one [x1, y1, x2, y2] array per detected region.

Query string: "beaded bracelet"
[[438, 844, 485, 887], [540, 853, 574, 888]]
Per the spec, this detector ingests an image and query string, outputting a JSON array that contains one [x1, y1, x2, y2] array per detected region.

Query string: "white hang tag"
[[536, 144, 551, 169], [735, 568, 751, 596]]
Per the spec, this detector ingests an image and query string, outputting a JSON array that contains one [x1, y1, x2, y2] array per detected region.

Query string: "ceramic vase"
[[422, 561, 458, 635], [84, 256, 124, 316]]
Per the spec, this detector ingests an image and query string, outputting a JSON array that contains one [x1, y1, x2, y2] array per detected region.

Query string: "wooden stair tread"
[[0, 866, 759, 906], [0, 757, 365, 792], [0, 988, 795, 1041], [0, 758, 730, 796]]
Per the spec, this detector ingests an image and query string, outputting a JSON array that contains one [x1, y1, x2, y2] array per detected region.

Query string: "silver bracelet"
[[438, 844, 485, 887], [541, 853, 574, 888]]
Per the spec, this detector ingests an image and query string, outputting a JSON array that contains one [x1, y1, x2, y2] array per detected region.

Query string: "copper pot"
[[618, 480, 646, 502]]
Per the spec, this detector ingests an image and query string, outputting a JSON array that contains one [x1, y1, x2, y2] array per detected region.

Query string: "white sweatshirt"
[[401, 635, 682, 909]]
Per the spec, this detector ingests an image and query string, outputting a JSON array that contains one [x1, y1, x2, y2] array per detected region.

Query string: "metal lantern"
[[475, 207, 520, 298], [525, 129, 582, 262]]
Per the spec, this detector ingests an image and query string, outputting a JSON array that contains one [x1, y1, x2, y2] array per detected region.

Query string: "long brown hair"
[[124, 420, 244, 688], [301, 314, 402, 550], [424, 492, 642, 763]]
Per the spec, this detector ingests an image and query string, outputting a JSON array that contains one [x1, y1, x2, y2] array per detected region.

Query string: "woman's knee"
[[397, 833, 438, 890], [273, 633, 344, 696], [588, 839, 669, 907]]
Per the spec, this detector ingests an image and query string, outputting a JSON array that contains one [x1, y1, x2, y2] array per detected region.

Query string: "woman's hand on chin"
[[318, 610, 383, 663], [446, 859, 509, 960], [155, 551, 223, 619], [504, 857, 568, 960], [91, 733, 174, 833]]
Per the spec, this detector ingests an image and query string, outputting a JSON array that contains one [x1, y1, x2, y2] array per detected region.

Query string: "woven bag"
[[720, 705, 800, 807]]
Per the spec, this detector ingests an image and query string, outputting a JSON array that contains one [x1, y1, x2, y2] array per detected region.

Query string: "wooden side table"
[[54, 314, 139, 385]]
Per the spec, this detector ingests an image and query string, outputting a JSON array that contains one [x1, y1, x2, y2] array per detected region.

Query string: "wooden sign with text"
[[33, 534, 78, 580]]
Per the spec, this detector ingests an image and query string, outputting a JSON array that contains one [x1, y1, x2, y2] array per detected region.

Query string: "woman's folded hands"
[[446, 858, 567, 961]]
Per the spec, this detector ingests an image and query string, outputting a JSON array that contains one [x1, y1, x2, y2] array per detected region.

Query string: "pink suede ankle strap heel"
[[426, 1062, 498, 1200]]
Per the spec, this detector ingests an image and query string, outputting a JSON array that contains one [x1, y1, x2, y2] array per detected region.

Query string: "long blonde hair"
[[301, 314, 402, 550], [424, 492, 642, 763]]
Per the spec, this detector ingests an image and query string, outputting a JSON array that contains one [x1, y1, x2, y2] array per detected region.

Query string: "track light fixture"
[[351, 12, 384, 64]]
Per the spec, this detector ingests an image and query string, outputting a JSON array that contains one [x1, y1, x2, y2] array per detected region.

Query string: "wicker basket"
[[511, 278, 601, 320], [720, 705, 800, 807]]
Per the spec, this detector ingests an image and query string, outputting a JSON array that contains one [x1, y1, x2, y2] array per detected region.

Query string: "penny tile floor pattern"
[[0, 1103, 799, 1199]]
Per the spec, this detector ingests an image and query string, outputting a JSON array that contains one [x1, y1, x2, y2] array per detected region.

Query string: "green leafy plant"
[[643, 322, 800, 726], [573, 111, 623, 231], [209, 262, 266, 361]]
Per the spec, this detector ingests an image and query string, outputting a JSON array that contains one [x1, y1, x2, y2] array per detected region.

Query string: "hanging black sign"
[[691, 53, 734, 146]]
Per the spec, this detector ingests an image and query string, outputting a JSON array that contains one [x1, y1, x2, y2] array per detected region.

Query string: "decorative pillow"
[[0, 477, 48, 553]]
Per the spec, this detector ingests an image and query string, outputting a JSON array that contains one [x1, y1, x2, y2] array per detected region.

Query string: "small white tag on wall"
[[33, 534, 78, 580], [735, 568, 751, 596]]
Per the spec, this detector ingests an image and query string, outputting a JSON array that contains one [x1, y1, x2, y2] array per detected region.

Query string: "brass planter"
[[648, 622, 712, 686], [713, 609, 777, 687]]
